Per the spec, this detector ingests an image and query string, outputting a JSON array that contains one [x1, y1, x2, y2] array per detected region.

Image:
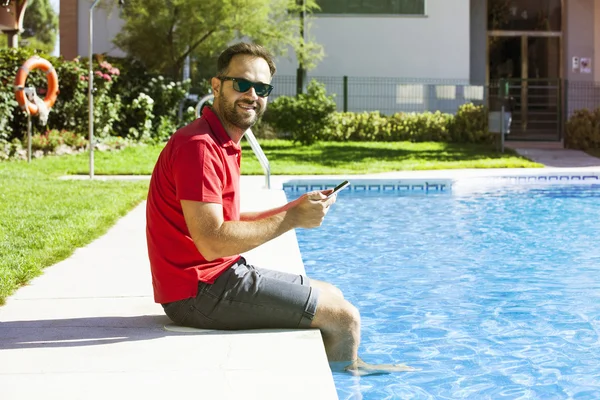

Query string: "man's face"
[[213, 54, 272, 132]]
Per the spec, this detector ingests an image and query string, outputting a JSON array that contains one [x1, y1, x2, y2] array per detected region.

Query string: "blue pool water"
[[293, 183, 600, 399]]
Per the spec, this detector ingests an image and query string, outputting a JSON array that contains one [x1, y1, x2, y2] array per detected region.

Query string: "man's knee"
[[311, 292, 360, 334], [311, 279, 344, 299], [338, 301, 360, 333]]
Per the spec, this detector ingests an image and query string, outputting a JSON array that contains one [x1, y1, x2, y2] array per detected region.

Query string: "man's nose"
[[242, 86, 259, 100]]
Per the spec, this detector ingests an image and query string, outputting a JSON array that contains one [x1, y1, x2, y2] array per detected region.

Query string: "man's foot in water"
[[331, 357, 419, 377]]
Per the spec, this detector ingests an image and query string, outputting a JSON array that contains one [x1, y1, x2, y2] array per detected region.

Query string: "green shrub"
[[0, 49, 125, 142], [327, 112, 391, 141], [0, 138, 24, 160], [154, 116, 177, 143], [60, 130, 88, 148], [124, 92, 155, 141], [108, 56, 192, 138], [30, 129, 87, 154], [387, 111, 453, 142], [265, 80, 337, 145], [317, 102, 489, 144], [47, 56, 89, 134], [181, 106, 198, 126], [0, 50, 193, 147], [565, 108, 600, 150], [450, 103, 492, 143], [143, 76, 191, 131]]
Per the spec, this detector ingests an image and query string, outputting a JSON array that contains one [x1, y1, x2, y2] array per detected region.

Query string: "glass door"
[[525, 36, 561, 136], [488, 34, 561, 139]]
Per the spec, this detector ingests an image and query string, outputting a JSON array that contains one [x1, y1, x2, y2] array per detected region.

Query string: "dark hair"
[[216, 42, 277, 78]]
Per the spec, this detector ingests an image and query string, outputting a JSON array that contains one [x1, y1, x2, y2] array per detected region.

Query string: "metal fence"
[[566, 80, 600, 117], [269, 75, 600, 118], [269, 75, 486, 115]]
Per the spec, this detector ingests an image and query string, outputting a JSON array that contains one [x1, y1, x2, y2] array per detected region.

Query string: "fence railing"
[[270, 75, 485, 115], [565, 80, 600, 117], [269, 75, 600, 119]]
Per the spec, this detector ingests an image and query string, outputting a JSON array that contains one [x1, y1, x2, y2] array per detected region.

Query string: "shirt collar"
[[202, 106, 241, 152]]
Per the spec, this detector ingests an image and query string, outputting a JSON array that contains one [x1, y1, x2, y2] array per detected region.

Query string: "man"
[[146, 42, 410, 375]]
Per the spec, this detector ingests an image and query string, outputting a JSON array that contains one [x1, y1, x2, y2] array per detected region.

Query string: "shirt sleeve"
[[172, 138, 224, 204]]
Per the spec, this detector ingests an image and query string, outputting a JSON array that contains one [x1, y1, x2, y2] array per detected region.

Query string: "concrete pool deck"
[[2, 146, 600, 399], [0, 186, 340, 400]]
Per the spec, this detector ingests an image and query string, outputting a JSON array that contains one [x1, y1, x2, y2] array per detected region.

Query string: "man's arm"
[[239, 201, 296, 222], [240, 189, 335, 221], [181, 192, 335, 261]]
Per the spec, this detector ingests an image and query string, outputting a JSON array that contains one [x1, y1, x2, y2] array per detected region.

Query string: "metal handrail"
[[195, 94, 271, 189]]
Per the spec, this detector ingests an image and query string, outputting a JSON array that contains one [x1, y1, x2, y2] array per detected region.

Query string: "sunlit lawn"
[[19, 140, 542, 177]]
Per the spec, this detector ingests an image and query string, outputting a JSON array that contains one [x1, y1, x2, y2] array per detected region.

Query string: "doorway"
[[488, 33, 562, 140]]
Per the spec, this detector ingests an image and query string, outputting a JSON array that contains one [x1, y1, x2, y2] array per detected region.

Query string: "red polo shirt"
[[146, 107, 242, 304]]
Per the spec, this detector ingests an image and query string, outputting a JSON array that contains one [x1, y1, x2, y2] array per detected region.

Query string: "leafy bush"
[[327, 112, 391, 141], [264, 80, 489, 144], [565, 108, 600, 150], [87, 60, 123, 138], [154, 116, 178, 143], [450, 103, 492, 143], [265, 80, 337, 145], [143, 76, 191, 131], [124, 92, 154, 141], [0, 49, 125, 143], [30, 129, 87, 154], [388, 111, 453, 142], [47, 56, 89, 134], [0, 50, 193, 148], [0, 138, 25, 160]]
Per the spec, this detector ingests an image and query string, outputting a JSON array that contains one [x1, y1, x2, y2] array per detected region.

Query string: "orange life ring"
[[14, 56, 59, 116]]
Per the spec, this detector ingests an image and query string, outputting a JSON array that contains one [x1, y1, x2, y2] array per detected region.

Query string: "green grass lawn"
[[0, 160, 149, 305], [21, 139, 542, 177], [0, 139, 542, 304]]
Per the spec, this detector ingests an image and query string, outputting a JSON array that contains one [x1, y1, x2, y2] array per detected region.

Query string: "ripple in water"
[[294, 185, 600, 399]]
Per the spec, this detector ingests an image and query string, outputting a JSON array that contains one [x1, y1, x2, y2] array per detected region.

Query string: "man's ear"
[[211, 77, 221, 96]]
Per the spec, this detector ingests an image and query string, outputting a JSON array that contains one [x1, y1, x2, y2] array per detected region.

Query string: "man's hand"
[[287, 191, 336, 229]]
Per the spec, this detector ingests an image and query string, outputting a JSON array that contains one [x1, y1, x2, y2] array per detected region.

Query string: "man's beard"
[[218, 96, 264, 132]]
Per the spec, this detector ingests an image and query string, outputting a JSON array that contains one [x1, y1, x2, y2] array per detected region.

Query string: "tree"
[[21, 0, 58, 54], [112, 0, 323, 81]]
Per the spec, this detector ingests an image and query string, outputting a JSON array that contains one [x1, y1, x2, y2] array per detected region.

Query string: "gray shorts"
[[162, 257, 320, 330]]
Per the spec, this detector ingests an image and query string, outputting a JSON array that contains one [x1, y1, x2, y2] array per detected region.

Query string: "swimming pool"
[[291, 181, 600, 399]]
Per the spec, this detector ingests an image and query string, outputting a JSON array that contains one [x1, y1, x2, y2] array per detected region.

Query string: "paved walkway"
[[505, 141, 600, 168], [0, 187, 337, 400]]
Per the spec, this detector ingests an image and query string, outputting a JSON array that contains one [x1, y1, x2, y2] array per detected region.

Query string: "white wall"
[[275, 0, 471, 80], [77, 0, 126, 58], [75, 0, 470, 79]]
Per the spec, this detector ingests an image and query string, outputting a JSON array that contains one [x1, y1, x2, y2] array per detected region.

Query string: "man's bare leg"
[[309, 285, 416, 376], [310, 279, 344, 299]]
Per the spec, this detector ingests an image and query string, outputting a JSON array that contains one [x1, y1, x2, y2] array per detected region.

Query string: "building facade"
[[60, 0, 600, 141]]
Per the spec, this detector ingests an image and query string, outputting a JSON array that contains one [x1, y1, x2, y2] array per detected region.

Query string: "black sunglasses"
[[218, 76, 274, 97]]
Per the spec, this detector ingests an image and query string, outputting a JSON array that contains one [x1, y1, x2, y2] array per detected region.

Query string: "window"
[[487, 0, 562, 32], [316, 0, 425, 15]]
